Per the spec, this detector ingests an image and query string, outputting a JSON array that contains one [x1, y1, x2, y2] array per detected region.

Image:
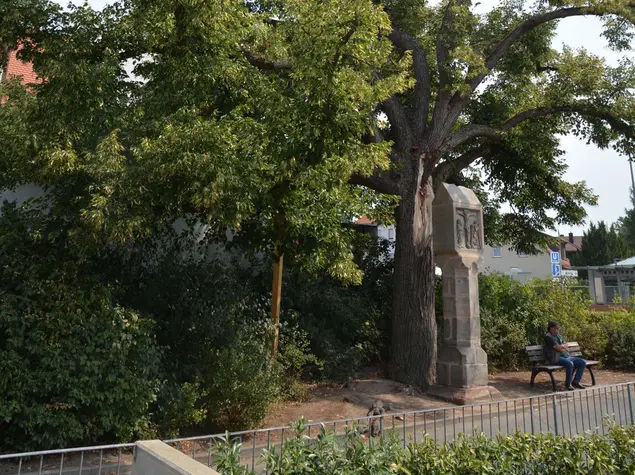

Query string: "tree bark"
[[391, 162, 437, 389], [270, 253, 283, 359]]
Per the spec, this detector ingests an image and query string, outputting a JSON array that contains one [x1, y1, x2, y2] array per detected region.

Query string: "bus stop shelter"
[[573, 257, 635, 304]]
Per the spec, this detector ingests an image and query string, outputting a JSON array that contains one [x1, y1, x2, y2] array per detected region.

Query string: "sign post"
[[551, 252, 561, 279]]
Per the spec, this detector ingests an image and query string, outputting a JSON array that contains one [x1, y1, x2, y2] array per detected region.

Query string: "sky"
[[54, 0, 634, 235]]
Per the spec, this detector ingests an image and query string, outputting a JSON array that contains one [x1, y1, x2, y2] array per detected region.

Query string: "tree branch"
[[381, 95, 413, 151], [388, 28, 431, 138], [431, 1, 456, 127], [349, 173, 400, 195], [444, 104, 635, 151], [444, 124, 500, 150], [433, 145, 491, 185], [466, 6, 617, 95], [243, 51, 292, 72]]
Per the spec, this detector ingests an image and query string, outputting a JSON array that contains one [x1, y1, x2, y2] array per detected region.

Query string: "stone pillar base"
[[427, 385, 503, 405]]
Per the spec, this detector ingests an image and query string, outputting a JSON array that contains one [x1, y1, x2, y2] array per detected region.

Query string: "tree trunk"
[[391, 168, 437, 389], [270, 253, 283, 359]]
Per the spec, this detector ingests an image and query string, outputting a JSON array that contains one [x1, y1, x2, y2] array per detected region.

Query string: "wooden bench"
[[522, 342, 599, 391]]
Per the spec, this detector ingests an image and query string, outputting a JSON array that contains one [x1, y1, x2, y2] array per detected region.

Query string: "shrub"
[[476, 273, 635, 371], [126, 252, 284, 433], [0, 203, 160, 451], [477, 276, 534, 370], [475, 274, 619, 370], [214, 420, 635, 474], [280, 235, 393, 380], [603, 310, 635, 370], [204, 332, 283, 431]]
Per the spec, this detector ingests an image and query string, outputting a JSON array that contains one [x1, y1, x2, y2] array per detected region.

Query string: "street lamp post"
[[630, 160, 635, 201]]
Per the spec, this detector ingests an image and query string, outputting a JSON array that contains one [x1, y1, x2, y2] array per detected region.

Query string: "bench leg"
[[548, 371, 557, 392], [530, 368, 539, 387], [588, 366, 596, 386]]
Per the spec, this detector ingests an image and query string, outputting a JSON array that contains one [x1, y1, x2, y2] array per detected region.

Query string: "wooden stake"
[[270, 253, 283, 359]]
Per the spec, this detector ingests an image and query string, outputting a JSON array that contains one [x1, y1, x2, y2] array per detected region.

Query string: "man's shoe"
[[573, 382, 586, 389], [566, 385, 575, 391]]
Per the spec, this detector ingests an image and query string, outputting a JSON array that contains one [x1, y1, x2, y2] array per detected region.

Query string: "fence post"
[[380, 415, 384, 439], [552, 395, 559, 436], [628, 384, 634, 424], [529, 398, 535, 434]]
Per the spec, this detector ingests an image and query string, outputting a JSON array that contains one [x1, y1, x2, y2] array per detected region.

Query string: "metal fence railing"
[[2, 382, 634, 475]]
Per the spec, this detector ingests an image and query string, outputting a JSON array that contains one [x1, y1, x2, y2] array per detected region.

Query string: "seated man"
[[544, 321, 586, 390]]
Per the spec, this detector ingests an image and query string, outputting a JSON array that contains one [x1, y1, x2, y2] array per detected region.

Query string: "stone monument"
[[427, 183, 502, 405]]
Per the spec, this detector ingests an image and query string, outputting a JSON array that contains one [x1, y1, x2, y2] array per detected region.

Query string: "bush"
[[0, 203, 160, 451], [215, 420, 635, 474], [475, 273, 635, 371], [125, 252, 280, 433], [280, 235, 393, 380], [603, 310, 635, 370], [477, 276, 534, 370], [475, 274, 619, 370], [204, 332, 282, 431]]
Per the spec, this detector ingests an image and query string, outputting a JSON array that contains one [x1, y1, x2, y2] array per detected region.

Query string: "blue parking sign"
[[552, 264, 561, 277], [551, 251, 560, 263]]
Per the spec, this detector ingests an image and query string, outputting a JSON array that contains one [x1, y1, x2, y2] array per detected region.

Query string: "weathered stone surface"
[[429, 184, 494, 404], [433, 184, 484, 257], [427, 385, 503, 405]]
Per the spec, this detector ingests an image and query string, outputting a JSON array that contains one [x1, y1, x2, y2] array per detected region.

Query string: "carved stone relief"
[[455, 208, 481, 250]]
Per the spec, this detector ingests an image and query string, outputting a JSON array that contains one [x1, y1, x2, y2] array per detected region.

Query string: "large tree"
[[570, 221, 629, 266], [0, 0, 408, 354], [2, 0, 635, 390], [351, 0, 635, 387]]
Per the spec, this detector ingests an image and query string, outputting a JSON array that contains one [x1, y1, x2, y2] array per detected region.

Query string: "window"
[[492, 247, 502, 258], [388, 228, 395, 240]]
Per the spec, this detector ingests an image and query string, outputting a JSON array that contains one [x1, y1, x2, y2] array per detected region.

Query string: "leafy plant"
[[0, 202, 161, 451], [214, 422, 635, 474]]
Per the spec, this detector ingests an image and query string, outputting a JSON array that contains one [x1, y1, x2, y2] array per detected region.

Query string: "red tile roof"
[[563, 235, 583, 253], [354, 216, 376, 226], [2, 46, 38, 85]]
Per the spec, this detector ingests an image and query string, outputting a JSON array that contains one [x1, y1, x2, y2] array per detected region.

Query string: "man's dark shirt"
[[544, 332, 569, 358]]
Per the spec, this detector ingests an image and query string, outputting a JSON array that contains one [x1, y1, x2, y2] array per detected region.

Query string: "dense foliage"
[[569, 221, 630, 267], [0, 199, 393, 450], [2, 0, 634, 390], [476, 273, 635, 371], [214, 420, 635, 474], [0, 203, 161, 451]]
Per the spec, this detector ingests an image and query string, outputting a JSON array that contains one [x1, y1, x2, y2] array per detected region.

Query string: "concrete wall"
[[480, 244, 552, 281], [133, 440, 220, 475]]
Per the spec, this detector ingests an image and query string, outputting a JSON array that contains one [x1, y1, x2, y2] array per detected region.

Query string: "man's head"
[[547, 321, 560, 335]]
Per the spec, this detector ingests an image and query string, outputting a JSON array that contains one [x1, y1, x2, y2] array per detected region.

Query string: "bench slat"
[[523, 342, 595, 364]]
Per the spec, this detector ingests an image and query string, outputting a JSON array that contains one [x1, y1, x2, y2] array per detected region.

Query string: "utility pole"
[[630, 160, 635, 201]]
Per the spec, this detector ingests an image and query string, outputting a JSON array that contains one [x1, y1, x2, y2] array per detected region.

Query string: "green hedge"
[[477, 274, 635, 371], [215, 420, 635, 474], [0, 203, 160, 451]]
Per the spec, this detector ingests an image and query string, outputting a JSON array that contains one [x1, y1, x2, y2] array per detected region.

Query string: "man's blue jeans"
[[558, 356, 586, 386]]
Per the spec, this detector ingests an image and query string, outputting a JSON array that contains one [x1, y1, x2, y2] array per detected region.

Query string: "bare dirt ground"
[[263, 367, 635, 429]]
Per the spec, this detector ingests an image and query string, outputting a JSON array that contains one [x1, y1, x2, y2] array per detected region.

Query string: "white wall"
[[481, 244, 553, 282], [376, 224, 396, 256]]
